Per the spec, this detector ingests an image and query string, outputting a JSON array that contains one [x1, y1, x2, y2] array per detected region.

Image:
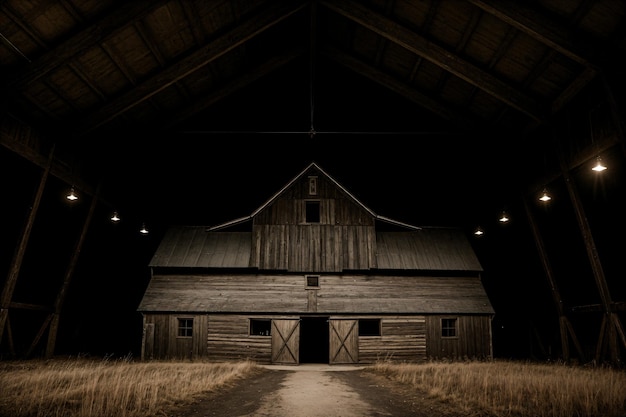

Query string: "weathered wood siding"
[[141, 314, 208, 360], [251, 225, 376, 271], [353, 316, 427, 363], [426, 315, 493, 359], [140, 274, 493, 314], [254, 171, 375, 227], [142, 312, 491, 362], [250, 169, 376, 272], [206, 314, 297, 364]]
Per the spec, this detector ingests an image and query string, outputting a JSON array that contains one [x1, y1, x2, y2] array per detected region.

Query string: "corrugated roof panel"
[[149, 226, 251, 268], [376, 229, 482, 271], [148, 226, 182, 267]]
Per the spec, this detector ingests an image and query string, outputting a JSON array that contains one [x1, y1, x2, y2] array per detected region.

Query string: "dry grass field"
[[0, 357, 624, 417], [373, 360, 626, 417], [0, 356, 260, 417]]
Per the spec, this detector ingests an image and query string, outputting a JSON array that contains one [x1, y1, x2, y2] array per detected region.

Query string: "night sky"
[[1, 59, 624, 361]]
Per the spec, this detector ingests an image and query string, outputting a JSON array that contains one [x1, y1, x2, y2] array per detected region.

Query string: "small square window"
[[441, 318, 457, 338], [306, 201, 320, 223], [306, 275, 319, 288], [250, 319, 271, 336], [177, 318, 193, 338], [359, 319, 381, 336]]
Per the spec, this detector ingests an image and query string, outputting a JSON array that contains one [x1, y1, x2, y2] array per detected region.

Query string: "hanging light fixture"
[[110, 210, 121, 223], [498, 210, 510, 223], [473, 226, 484, 236], [139, 223, 149, 234], [66, 186, 78, 201], [539, 188, 551, 202], [588, 108, 607, 173], [592, 156, 607, 172]]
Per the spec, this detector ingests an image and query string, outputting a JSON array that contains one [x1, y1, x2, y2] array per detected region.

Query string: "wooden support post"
[[26, 314, 53, 358], [522, 194, 585, 362], [0, 145, 54, 349], [5, 315, 15, 357], [45, 180, 101, 359], [557, 139, 626, 363]]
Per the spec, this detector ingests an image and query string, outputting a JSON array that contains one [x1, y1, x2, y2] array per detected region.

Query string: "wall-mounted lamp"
[[111, 211, 121, 223], [498, 211, 510, 223], [139, 223, 149, 234], [474, 226, 484, 236]]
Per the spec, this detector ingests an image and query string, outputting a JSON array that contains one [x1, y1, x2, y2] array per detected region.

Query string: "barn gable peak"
[[207, 161, 420, 231]]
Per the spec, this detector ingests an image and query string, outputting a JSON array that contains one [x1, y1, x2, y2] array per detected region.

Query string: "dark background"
[[1, 59, 625, 362]]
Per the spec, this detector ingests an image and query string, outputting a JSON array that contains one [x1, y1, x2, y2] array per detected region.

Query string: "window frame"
[[305, 200, 321, 223], [250, 318, 272, 336], [441, 317, 458, 338], [308, 176, 318, 195], [177, 317, 194, 338], [305, 275, 320, 289], [358, 319, 381, 336]]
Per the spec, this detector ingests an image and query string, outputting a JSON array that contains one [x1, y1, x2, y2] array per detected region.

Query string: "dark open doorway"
[[299, 316, 329, 363]]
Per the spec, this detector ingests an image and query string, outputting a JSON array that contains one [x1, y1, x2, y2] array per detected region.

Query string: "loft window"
[[306, 275, 319, 288], [358, 319, 381, 336], [177, 318, 193, 338], [250, 319, 271, 336], [305, 200, 320, 223], [308, 176, 318, 195], [441, 318, 457, 338]]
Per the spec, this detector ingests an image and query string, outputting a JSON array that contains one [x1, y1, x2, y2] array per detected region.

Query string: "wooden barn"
[[138, 162, 494, 364]]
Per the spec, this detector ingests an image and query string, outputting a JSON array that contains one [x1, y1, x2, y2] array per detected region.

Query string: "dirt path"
[[170, 364, 475, 417]]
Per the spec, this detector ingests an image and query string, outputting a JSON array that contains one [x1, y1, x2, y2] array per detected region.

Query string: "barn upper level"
[[149, 162, 482, 274]]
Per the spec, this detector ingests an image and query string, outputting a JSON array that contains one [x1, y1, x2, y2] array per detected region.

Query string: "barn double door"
[[329, 319, 358, 364], [271, 318, 358, 365], [271, 319, 300, 364]]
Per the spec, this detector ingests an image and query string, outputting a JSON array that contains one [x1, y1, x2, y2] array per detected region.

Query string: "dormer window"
[[308, 176, 317, 195], [305, 200, 320, 223]]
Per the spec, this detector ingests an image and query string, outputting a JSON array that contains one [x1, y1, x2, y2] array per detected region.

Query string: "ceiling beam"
[[322, 0, 544, 124], [466, 0, 596, 67], [467, 0, 599, 117], [0, 119, 105, 202], [72, 1, 309, 138], [323, 46, 476, 131], [9, 1, 172, 89], [161, 49, 304, 130]]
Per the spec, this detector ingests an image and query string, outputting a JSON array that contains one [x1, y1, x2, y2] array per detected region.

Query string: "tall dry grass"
[[372, 359, 626, 417], [1, 357, 625, 417], [0, 356, 260, 417]]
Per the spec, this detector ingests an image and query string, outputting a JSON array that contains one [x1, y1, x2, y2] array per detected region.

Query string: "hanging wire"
[[309, 2, 317, 138]]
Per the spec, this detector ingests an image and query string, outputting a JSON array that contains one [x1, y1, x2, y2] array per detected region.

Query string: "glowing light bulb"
[[66, 186, 78, 201], [592, 156, 607, 172]]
